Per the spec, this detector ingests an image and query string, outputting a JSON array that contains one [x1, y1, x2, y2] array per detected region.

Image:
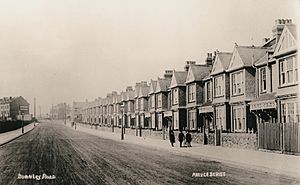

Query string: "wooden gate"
[[258, 122, 282, 151], [283, 122, 300, 153]]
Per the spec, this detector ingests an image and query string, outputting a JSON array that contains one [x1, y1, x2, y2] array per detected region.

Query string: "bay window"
[[232, 71, 244, 95], [260, 67, 267, 92], [279, 55, 298, 86], [214, 75, 224, 97], [172, 88, 178, 105], [188, 84, 196, 102]]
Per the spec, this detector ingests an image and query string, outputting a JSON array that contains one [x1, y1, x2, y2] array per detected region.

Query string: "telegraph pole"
[[34, 97, 36, 119]]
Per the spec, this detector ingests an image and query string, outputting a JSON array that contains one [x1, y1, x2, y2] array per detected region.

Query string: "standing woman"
[[169, 130, 175, 147]]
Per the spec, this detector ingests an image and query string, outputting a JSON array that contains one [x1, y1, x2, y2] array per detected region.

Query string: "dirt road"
[[0, 121, 299, 185]]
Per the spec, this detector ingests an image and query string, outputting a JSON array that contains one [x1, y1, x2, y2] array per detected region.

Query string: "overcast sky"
[[0, 0, 298, 114]]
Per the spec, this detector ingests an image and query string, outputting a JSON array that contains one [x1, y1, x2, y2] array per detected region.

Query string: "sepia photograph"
[[0, 0, 299, 184]]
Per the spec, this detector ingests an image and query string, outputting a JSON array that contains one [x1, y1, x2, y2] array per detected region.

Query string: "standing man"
[[169, 130, 175, 147], [178, 130, 185, 147], [186, 130, 192, 147]]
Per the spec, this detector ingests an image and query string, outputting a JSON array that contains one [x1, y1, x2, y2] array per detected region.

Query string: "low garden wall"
[[0, 120, 33, 133], [78, 123, 258, 150]]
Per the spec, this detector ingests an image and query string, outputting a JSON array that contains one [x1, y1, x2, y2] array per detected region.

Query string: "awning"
[[145, 112, 151, 118], [164, 111, 172, 117], [198, 106, 213, 113], [250, 99, 277, 111]]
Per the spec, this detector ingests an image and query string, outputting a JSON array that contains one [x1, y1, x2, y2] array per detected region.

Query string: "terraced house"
[[155, 70, 172, 130], [148, 79, 158, 129], [75, 19, 298, 152], [169, 69, 188, 130], [227, 44, 268, 133], [185, 58, 213, 131], [210, 51, 232, 132]]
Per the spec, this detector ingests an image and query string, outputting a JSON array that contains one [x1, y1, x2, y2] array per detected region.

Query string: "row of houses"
[[0, 96, 31, 121], [72, 19, 298, 150]]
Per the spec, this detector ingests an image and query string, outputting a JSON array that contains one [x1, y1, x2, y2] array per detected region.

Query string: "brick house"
[[210, 51, 232, 131], [138, 82, 150, 128], [169, 70, 188, 131], [0, 96, 30, 121], [185, 60, 213, 131], [155, 70, 172, 130], [272, 21, 298, 124], [226, 44, 268, 132], [149, 79, 158, 129]]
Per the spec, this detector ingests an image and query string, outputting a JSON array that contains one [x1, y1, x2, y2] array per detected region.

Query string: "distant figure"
[[178, 130, 185, 147], [75, 122, 77, 130], [169, 130, 175, 147], [186, 131, 192, 147]]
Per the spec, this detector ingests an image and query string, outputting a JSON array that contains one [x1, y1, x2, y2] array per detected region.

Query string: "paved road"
[[0, 121, 299, 185]]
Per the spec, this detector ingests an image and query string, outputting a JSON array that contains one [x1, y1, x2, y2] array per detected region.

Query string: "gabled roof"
[[149, 80, 157, 94], [185, 64, 212, 83], [211, 52, 232, 75], [254, 54, 268, 67], [155, 78, 171, 93], [273, 24, 297, 57], [170, 70, 187, 88], [139, 85, 150, 98], [134, 83, 141, 98], [126, 90, 135, 101], [227, 45, 268, 72]]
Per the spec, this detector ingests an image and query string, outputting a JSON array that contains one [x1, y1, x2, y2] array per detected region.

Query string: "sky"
[[0, 0, 298, 115]]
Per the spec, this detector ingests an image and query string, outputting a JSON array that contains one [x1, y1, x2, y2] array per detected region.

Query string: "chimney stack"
[[206, 53, 213, 66], [184, 61, 196, 71], [272, 19, 292, 43], [164, 70, 173, 79], [126, 86, 133, 92]]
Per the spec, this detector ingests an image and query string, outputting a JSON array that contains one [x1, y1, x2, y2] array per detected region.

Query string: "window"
[[231, 71, 244, 95], [232, 106, 245, 132], [260, 67, 267, 92], [173, 111, 179, 129], [279, 55, 298, 86], [207, 81, 211, 100], [140, 99, 144, 110], [188, 84, 196, 102], [188, 111, 197, 130], [214, 75, 224, 97], [281, 101, 299, 123], [157, 114, 162, 129], [156, 94, 162, 108], [215, 107, 225, 130], [172, 88, 178, 105], [151, 95, 155, 108]]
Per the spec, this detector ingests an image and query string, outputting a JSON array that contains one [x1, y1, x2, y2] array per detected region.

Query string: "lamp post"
[[121, 104, 124, 140], [21, 112, 24, 134]]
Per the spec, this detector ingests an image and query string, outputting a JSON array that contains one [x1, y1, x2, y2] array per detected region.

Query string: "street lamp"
[[120, 104, 125, 140], [21, 112, 24, 134]]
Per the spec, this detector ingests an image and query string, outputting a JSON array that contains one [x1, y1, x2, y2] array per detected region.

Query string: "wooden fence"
[[258, 122, 300, 153]]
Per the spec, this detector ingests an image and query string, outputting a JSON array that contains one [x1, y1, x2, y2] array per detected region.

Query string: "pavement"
[[0, 122, 37, 146], [67, 122, 300, 179]]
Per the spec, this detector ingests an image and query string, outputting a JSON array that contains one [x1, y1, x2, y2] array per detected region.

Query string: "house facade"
[[169, 70, 188, 130], [210, 52, 232, 131]]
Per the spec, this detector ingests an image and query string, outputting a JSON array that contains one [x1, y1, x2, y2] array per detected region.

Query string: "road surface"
[[0, 121, 299, 185]]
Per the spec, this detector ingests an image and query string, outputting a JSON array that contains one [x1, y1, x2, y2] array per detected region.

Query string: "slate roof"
[[236, 46, 268, 66], [170, 71, 187, 88], [139, 85, 150, 98], [149, 80, 157, 94], [251, 93, 276, 102], [218, 52, 232, 70], [286, 24, 297, 39], [186, 64, 212, 83], [155, 78, 171, 93], [254, 53, 268, 66]]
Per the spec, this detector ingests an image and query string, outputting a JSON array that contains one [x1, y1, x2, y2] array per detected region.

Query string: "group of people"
[[169, 130, 192, 147]]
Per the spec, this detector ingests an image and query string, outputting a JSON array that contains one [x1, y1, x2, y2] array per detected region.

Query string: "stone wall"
[[222, 132, 257, 150], [78, 123, 257, 150]]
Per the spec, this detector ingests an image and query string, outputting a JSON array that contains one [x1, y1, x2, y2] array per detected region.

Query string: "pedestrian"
[[169, 130, 175, 147], [178, 130, 185, 147], [186, 130, 192, 147]]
